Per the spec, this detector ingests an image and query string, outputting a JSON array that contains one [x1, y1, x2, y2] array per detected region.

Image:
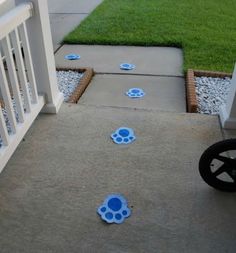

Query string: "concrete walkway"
[[79, 74, 185, 112], [55, 45, 186, 112], [1, 1, 236, 252], [55, 45, 183, 76], [48, 0, 103, 51]]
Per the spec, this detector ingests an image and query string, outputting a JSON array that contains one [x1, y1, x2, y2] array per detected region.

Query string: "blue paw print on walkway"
[[111, 127, 136, 144], [97, 194, 131, 224], [126, 88, 145, 98], [120, 63, 136, 70], [64, 54, 81, 60]]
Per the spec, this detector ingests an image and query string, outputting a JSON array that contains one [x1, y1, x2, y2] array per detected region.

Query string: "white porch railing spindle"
[[18, 22, 38, 104], [11, 28, 32, 113], [0, 106, 9, 146], [16, 0, 64, 114], [0, 1, 63, 172], [0, 52, 17, 134], [2, 35, 25, 123]]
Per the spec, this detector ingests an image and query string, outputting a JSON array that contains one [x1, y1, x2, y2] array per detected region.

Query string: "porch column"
[[219, 64, 236, 129], [15, 0, 63, 113]]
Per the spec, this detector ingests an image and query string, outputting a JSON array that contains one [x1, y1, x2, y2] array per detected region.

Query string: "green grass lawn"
[[64, 0, 236, 72]]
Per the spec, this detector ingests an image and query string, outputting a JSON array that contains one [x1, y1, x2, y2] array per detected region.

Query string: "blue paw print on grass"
[[64, 54, 81, 60], [97, 194, 131, 224], [126, 88, 145, 98], [120, 63, 135, 70], [111, 127, 136, 144]]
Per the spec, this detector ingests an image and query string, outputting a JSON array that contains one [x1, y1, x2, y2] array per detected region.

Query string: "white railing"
[[0, 0, 63, 172]]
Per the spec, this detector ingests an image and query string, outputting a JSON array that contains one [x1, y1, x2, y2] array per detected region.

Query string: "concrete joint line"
[[78, 103, 181, 114], [54, 44, 64, 54], [95, 72, 184, 79]]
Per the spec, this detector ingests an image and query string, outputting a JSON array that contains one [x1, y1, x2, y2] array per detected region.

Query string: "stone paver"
[[79, 74, 186, 112], [1, 104, 234, 253], [55, 45, 184, 76]]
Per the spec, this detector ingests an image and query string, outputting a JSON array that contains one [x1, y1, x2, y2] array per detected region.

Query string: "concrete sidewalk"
[[48, 0, 103, 51], [55, 44, 186, 112], [49, 0, 186, 113], [55, 45, 183, 77]]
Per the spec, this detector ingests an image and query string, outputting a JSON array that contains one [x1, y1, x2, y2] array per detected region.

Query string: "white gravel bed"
[[195, 76, 231, 115], [0, 70, 84, 147], [0, 95, 30, 148], [57, 70, 84, 102], [0, 102, 21, 148]]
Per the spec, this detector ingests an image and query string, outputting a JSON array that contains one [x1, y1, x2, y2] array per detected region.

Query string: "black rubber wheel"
[[199, 139, 236, 192]]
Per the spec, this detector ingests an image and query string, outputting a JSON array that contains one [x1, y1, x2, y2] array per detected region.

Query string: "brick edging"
[[57, 67, 94, 103], [0, 68, 94, 108], [186, 69, 232, 113]]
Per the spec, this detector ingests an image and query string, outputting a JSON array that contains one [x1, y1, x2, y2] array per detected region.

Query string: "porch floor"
[[1, 104, 236, 252]]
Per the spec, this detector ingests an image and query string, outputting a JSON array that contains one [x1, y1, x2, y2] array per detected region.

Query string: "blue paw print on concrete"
[[126, 88, 145, 98], [120, 63, 136, 70], [111, 127, 136, 144], [64, 54, 81, 60], [97, 194, 131, 224]]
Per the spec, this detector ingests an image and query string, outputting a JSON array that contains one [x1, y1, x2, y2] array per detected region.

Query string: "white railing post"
[[15, 0, 63, 113], [219, 64, 236, 129]]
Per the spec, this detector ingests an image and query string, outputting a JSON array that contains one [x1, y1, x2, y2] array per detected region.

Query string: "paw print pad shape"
[[120, 63, 136, 70], [126, 88, 145, 98], [64, 54, 81, 60], [111, 127, 136, 144], [97, 194, 131, 224]]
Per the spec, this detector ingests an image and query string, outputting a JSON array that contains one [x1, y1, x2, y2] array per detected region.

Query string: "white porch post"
[[15, 0, 63, 113], [219, 64, 236, 129]]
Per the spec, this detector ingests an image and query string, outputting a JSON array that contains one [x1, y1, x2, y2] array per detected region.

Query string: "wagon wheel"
[[199, 139, 236, 192]]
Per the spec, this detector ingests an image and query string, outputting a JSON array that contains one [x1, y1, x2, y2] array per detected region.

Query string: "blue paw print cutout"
[[97, 194, 131, 224], [120, 63, 135, 70], [64, 54, 81, 60], [111, 127, 136, 144], [126, 88, 145, 98]]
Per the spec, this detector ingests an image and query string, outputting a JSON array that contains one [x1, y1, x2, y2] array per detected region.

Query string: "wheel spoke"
[[225, 172, 236, 183], [215, 155, 234, 164], [212, 164, 228, 177]]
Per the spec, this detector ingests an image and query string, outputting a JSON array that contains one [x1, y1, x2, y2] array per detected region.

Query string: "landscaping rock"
[[195, 76, 231, 115], [0, 70, 83, 147], [57, 70, 84, 101]]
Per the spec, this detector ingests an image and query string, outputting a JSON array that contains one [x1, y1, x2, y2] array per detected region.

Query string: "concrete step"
[[79, 74, 186, 112], [55, 45, 184, 77]]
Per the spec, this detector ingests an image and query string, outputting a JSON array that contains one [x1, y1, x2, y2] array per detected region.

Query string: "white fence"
[[0, 0, 63, 172]]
